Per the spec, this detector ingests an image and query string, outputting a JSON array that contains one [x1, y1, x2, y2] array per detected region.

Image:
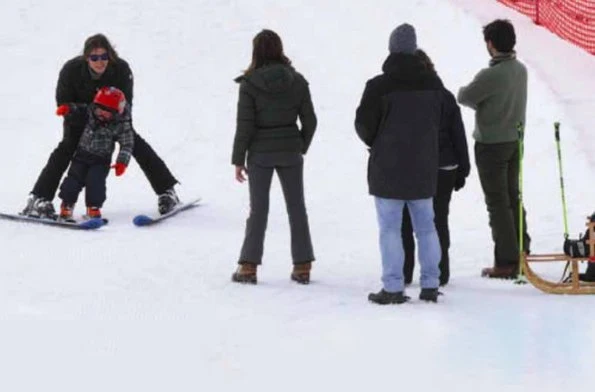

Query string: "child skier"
[[56, 86, 134, 220]]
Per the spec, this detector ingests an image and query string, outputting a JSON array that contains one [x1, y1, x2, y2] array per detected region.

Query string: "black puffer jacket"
[[232, 63, 317, 166], [355, 53, 444, 200]]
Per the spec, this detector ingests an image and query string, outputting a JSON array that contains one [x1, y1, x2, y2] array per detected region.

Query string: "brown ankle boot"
[[481, 265, 517, 279], [231, 263, 257, 284], [291, 262, 312, 284]]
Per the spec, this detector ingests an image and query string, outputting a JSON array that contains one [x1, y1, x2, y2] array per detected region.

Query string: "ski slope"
[[0, 1, 594, 391]]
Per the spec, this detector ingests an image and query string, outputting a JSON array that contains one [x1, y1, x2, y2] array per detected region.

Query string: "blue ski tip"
[[133, 215, 154, 226], [79, 218, 105, 229]]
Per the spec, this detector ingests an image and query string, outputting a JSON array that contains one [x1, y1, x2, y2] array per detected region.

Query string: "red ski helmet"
[[93, 86, 126, 114]]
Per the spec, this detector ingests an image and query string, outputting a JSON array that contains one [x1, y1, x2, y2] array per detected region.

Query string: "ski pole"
[[554, 122, 569, 239], [516, 122, 527, 283], [555, 122, 572, 281]]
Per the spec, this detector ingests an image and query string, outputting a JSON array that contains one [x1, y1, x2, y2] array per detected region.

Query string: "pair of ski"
[[0, 198, 201, 230]]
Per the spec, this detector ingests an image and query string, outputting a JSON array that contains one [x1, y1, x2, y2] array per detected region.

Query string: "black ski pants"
[[402, 169, 456, 285], [32, 121, 178, 200]]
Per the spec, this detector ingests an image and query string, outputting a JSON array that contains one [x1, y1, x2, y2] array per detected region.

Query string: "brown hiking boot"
[[291, 262, 312, 284], [481, 265, 517, 279], [231, 263, 257, 284]]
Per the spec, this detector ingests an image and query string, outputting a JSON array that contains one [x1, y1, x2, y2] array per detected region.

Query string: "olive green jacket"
[[232, 64, 317, 166], [457, 53, 527, 143]]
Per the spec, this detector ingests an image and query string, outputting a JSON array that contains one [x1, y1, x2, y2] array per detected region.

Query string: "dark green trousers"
[[475, 141, 530, 267]]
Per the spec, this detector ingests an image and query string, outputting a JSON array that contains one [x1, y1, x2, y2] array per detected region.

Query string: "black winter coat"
[[232, 64, 317, 166], [355, 54, 444, 200], [56, 56, 134, 129], [439, 89, 470, 179]]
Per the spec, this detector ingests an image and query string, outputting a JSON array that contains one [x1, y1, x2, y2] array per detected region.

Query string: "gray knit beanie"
[[389, 23, 417, 54]]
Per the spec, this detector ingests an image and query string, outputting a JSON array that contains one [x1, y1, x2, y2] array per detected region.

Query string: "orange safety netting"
[[497, 0, 595, 54]]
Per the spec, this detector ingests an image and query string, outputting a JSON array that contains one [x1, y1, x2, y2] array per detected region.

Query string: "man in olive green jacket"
[[458, 19, 530, 279]]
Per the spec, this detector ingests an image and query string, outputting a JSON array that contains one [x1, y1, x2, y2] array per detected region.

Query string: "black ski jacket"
[[56, 56, 133, 129], [355, 53, 444, 200]]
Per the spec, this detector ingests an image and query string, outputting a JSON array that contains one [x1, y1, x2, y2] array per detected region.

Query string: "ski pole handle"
[[554, 121, 560, 141]]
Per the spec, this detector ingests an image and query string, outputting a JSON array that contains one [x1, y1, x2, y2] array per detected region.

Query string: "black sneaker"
[[419, 288, 440, 303], [368, 289, 410, 305], [158, 188, 180, 215]]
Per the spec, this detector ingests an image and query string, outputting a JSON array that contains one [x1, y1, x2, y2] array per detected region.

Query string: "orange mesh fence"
[[497, 0, 595, 54]]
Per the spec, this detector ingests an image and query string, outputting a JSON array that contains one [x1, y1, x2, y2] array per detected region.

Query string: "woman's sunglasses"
[[88, 53, 109, 62]]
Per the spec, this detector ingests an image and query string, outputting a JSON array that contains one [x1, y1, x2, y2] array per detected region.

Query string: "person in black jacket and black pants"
[[402, 49, 471, 287], [22, 33, 180, 218], [231, 29, 317, 285], [355, 24, 444, 304]]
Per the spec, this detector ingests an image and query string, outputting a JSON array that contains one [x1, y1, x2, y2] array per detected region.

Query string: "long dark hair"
[[244, 29, 291, 75], [415, 49, 436, 73], [81, 33, 120, 62]]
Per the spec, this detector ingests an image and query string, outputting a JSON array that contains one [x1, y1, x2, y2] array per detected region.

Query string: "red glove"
[[111, 163, 127, 176], [56, 104, 71, 116]]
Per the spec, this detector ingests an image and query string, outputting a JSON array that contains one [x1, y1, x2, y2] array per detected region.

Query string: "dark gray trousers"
[[239, 152, 315, 265]]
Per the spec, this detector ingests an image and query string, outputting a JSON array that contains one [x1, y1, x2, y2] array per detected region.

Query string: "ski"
[[0, 212, 107, 230], [132, 197, 201, 227]]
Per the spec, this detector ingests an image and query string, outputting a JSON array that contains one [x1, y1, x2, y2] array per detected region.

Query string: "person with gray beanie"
[[355, 23, 444, 304], [388, 23, 417, 54]]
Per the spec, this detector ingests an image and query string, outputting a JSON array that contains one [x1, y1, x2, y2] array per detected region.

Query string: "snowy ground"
[[0, 1, 594, 391]]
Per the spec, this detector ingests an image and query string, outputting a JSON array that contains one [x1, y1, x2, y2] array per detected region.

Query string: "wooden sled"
[[522, 219, 595, 294]]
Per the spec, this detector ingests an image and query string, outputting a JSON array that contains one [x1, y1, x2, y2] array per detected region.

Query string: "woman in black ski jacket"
[[231, 29, 317, 285]]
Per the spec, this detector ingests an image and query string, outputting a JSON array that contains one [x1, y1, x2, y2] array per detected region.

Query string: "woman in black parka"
[[231, 29, 317, 285]]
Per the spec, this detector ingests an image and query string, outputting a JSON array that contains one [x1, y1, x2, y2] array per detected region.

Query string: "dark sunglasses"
[[88, 53, 109, 62]]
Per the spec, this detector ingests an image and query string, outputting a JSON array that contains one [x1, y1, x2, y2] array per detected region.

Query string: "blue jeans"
[[374, 197, 440, 292]]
